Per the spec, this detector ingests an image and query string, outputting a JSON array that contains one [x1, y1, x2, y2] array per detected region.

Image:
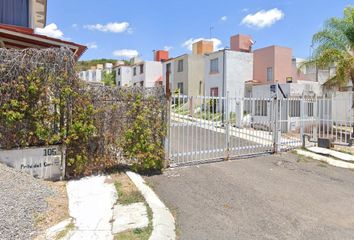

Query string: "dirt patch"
[[111, 173, 137, 195], [35, 181, 69, 236], [111, 172, 144, 205], [111, 172, 152, 239]]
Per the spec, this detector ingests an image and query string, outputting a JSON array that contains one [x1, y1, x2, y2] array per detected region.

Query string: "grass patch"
[[332, 143, 354, 155], [114, 181, 144, 205], [34, 213, 46, 226], [333, 147, 354, 156], [169, 207, 181, 239], [317, 163, 328, 168], [317, 160, 328, 168], [55, 222, 75, 240], [113, 173, 157, 240], [297, 156, 312, 163], [290, 149, 313, 163]]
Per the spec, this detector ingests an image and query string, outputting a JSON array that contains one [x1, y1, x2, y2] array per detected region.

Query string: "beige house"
[[163, 40, 214, 96]]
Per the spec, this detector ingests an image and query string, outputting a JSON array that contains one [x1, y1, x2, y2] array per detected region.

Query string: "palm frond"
[[302, 6, 354, 89]]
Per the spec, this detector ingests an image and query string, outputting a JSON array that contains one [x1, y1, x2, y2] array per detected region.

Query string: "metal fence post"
[[165, 69, 171, 168], [300, 95, 305, 140], [273, 97, 280, 153], [60, 145, 66, 180], [225, 92, 230, 160], [314, 94, 318, 141]]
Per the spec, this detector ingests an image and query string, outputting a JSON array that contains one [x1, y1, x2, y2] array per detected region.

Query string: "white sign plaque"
[[0, 145, 64, 180]]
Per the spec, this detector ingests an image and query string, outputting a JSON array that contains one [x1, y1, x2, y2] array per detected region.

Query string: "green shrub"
[[122, 94, 166, 173], [0, 48, 167, 177]]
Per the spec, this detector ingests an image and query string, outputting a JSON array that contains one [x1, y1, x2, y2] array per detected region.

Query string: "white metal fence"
[[167, 93, 354, 166]]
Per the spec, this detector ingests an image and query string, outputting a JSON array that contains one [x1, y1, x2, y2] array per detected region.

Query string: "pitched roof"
[[0, 24, 87, 59]]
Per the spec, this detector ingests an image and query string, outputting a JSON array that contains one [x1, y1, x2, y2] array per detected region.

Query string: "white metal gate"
[[167, 94, 354, 166]]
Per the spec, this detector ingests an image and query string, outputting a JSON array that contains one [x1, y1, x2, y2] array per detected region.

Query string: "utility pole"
[[209, 26, 214, 39]]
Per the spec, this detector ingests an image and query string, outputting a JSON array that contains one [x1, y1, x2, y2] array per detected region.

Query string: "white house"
[[250, 82, 323, 132], [80, 68, 102, 83], [204, 49, 253, 98], [115, 65, 132, 87], [204, 49, 253, 126], [131, 60, 162, 88], [104, 63, 113, 74], [79, 63, 113, 83]]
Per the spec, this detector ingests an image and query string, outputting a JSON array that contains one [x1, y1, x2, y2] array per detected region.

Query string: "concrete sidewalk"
[[64, 174, 175, 240], [146, 153, 354, 240], [66, 176, 117, 240]]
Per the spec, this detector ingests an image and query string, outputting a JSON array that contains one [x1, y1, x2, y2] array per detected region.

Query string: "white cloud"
[[72, 23, 78, 29], [241, 8, 284, 28], [164, 46, 173, 51], [242, 8, 249, 12], [86, 42, 98, 49], [113, 49, 139, 58], [35, 23, 64, 38], [182, 38, 222, 51], [84, 22, 130, 33], [221, 16, 227, 21]]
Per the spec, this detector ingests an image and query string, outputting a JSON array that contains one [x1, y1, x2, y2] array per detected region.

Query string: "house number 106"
[[44, 148, 57, 156]]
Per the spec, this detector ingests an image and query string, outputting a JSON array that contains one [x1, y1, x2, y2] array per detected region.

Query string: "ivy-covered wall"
[[0, 48, 167, 177]]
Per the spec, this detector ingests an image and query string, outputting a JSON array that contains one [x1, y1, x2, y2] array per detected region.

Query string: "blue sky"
[[42, 0, 353, 61]]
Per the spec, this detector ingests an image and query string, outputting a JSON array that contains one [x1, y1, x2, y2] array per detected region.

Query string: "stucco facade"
[[115, 65, 132, 87], [163, 54, 204, 96], [204, 50, 253, 99], [79, 69, 102, 83], [204, 49, 253, 126], [131, 61, 162, 88], [253, 46, 293, 84]]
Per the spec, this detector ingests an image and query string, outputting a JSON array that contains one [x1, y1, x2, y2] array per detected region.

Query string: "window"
[[177, 60, 184, 72], [210, 87, 219, 97], [140, 81, 144, 87], [166, 63, 171, 73], [210, 58, 219, 73], [133, 67, 137, 76], [199, 81, 202, 95], [0, 0, 29, 27], [117, 81, 121, 87], [255, 100, 268, 116], [267, 67, 273, 82], [290, 100, 300, 117], [177, 82, 184, 94], [140, 64, 144, 74], [117, 68, 121, 76]]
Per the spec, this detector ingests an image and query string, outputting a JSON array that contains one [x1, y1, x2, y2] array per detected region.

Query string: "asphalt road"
[[146, 153, 354, 240]]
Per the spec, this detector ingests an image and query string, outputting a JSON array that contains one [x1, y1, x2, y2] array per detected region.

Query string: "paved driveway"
[[146, 153, 354, 240]]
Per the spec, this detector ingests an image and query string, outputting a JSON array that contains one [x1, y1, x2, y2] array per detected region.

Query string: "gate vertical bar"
[[225, 92, 230, 160], [165, 69, 172, 167], [273, 97, 279, 153], [300, 95, 305, 141]]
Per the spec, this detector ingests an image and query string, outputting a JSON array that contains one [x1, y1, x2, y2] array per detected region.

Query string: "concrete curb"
[[307, 147, 354, 162], [44, 218, 75, 240], [295, 149, 354, 169], [126, 171, 176, 240]]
